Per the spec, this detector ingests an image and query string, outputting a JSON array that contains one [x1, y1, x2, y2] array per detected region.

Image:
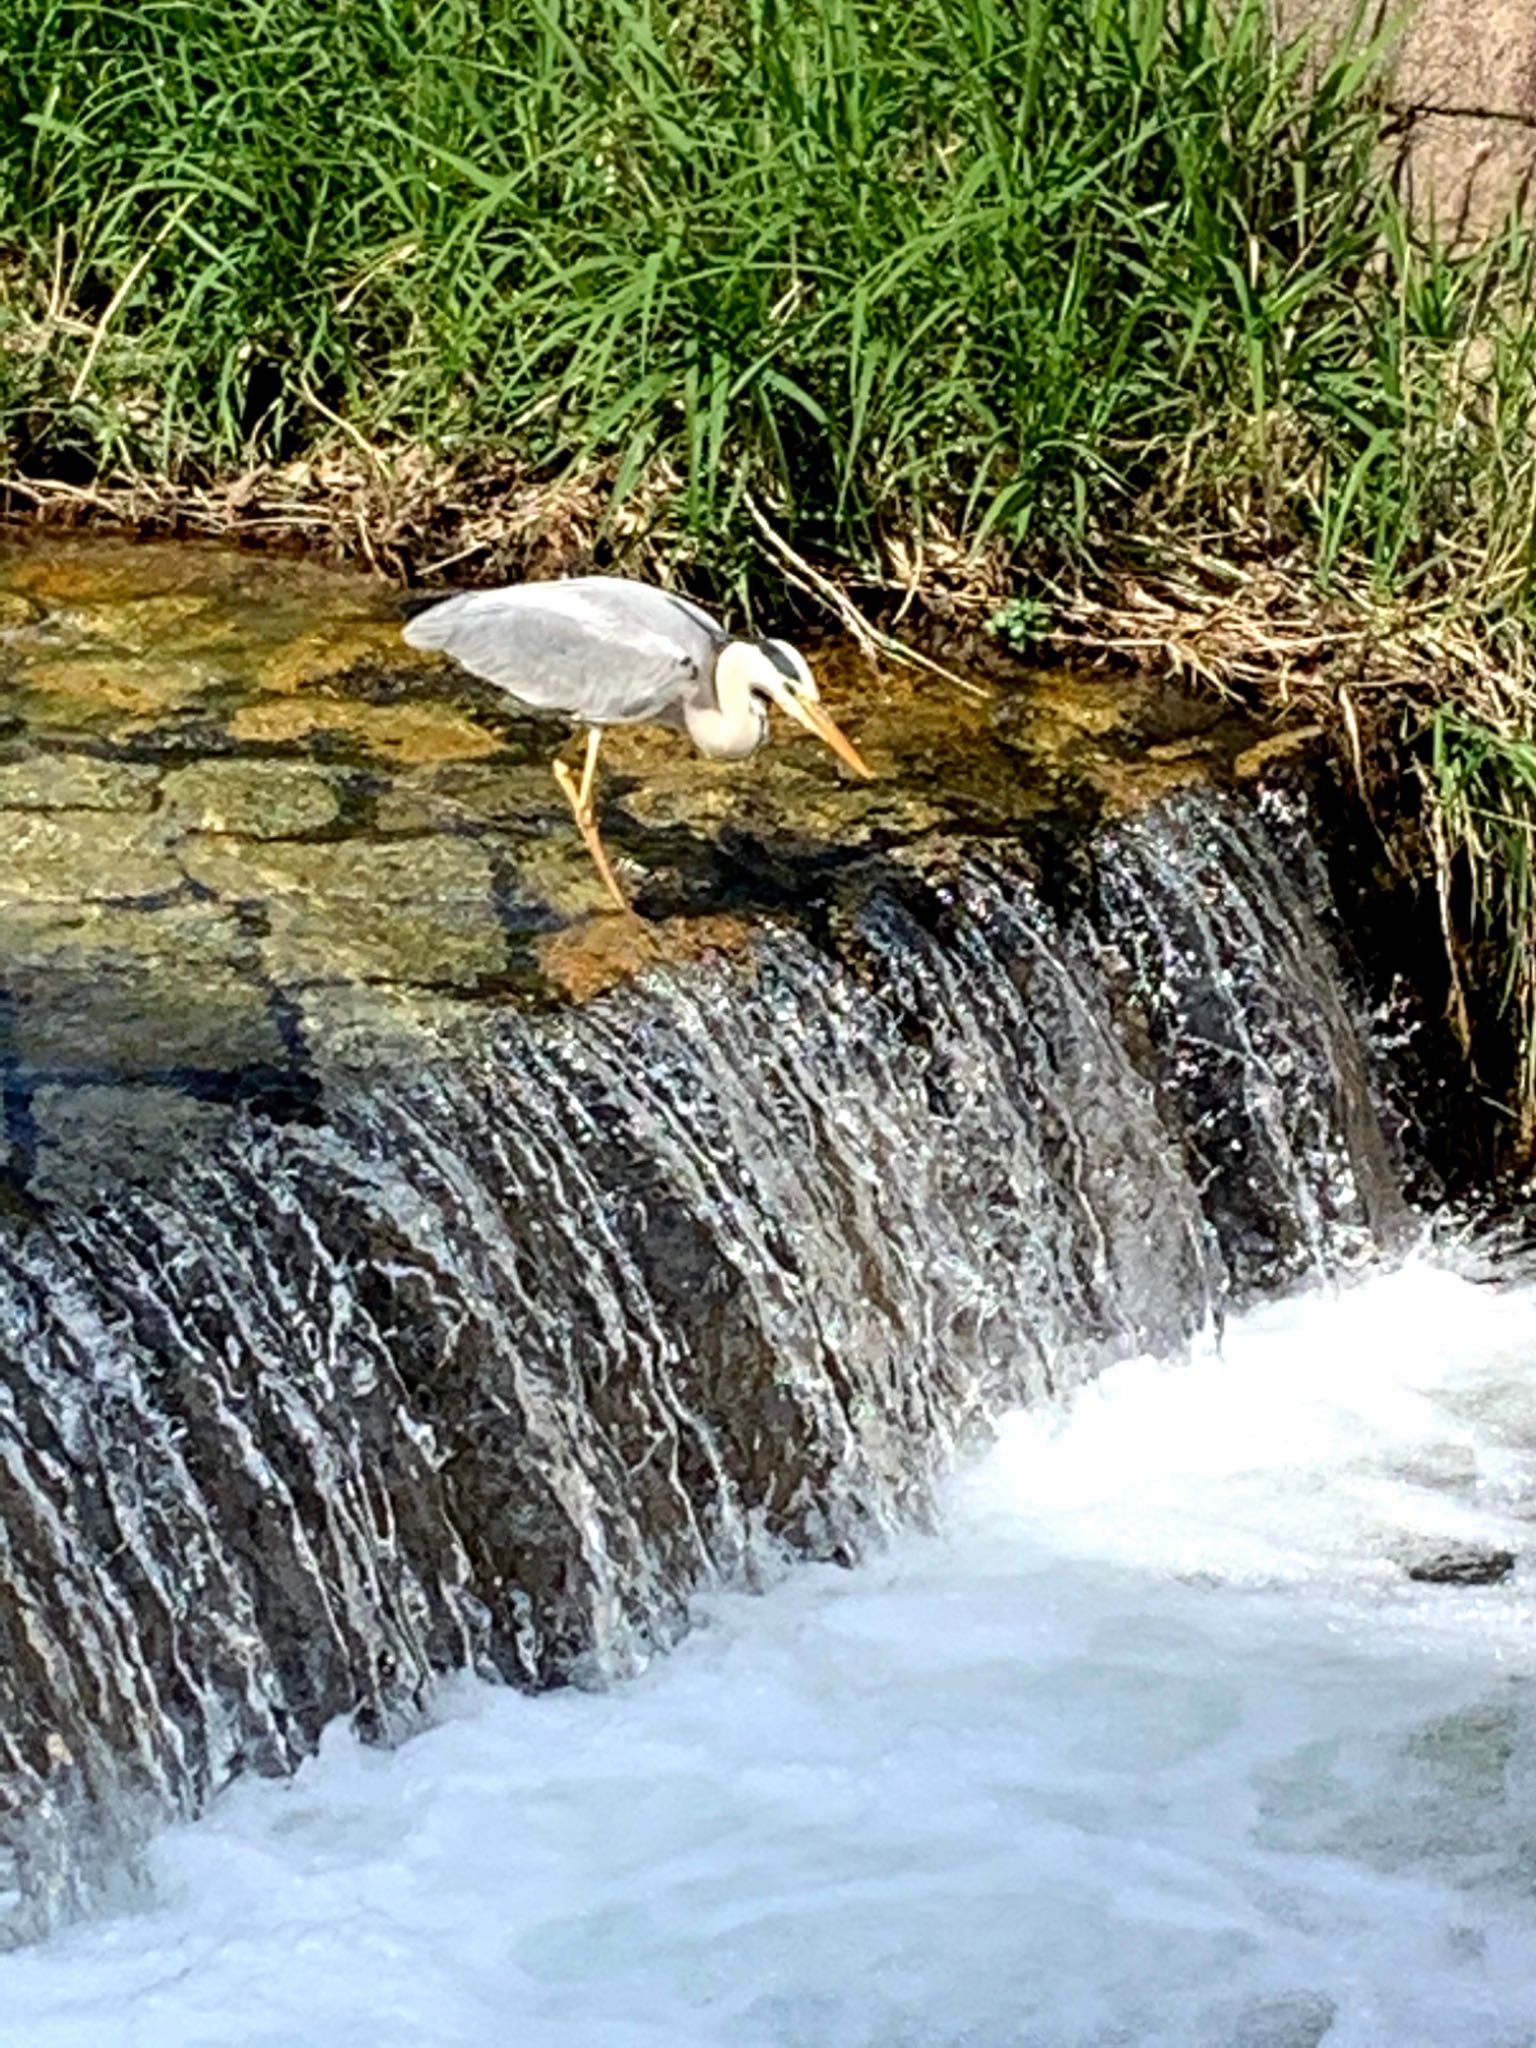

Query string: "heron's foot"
[[552, 758, 632, 914]]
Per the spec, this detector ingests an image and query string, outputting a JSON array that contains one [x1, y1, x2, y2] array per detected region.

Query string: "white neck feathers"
[[684, 641, 769, 761]]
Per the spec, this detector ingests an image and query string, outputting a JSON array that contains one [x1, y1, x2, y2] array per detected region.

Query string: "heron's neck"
[[684, 642, 768, 760]]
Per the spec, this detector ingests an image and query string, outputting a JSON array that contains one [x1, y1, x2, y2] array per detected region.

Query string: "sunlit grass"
[[0, 0, 1526, 602], [1427, 709, 1536, 1150]]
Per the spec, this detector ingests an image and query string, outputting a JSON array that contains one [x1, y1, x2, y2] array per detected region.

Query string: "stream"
[[2, 1258, 1533, 2047]]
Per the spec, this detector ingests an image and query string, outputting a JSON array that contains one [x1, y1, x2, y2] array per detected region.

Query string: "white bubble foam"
[[4, 1258, 1534, 2048]]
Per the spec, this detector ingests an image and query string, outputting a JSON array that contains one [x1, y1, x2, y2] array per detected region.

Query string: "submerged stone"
[[161, 758, 344, 837], [0, 899, 283, 1076], [18, 651, 223, 717], [373, 760, 564, 835], [28, 1082, 251, 1200], [0, 808, 183, 903], [0, 756, 160, 812], [179, 834, 508, 988], [255, 617, 411, 694]]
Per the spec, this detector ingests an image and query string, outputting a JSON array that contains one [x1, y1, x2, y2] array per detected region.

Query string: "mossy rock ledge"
[[0, 534, 1275, 1191]]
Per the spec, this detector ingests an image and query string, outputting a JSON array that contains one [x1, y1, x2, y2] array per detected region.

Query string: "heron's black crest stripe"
[[758, 639, 801, 682]]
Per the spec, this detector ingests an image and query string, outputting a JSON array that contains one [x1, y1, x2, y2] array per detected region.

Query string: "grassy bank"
[[3, 0, 1531, 600], [0, 0, 1535, 1149]]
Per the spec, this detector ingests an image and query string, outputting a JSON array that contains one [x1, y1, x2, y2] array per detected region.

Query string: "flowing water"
[[3, 768, 1522, 2043], [1, 1258, 1532, 2048]]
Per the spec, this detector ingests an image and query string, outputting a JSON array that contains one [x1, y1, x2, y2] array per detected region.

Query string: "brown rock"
[[537, 911, 755, 1003]]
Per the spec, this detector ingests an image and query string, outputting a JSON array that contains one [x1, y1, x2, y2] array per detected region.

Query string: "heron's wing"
[[402, 577, 726, 725]]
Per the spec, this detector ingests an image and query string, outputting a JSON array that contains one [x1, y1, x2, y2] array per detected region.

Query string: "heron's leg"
[[577, 725, 603, 812], [552, 734, 629, 914]]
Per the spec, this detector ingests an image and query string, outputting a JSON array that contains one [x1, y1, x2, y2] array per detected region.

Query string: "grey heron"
[[403, 575, 874, 911]]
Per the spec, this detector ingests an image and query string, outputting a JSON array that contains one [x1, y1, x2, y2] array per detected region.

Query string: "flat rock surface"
[[0, 534, 1271, 1176]]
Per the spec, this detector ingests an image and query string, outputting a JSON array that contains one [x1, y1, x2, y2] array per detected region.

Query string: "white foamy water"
[[4, 1258, 1535, 2048]]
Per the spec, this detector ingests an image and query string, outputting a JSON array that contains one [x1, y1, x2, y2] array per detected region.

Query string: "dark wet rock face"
[[1097, 794, 1407, 1295], [1405, 1549, 1518, 1587], [0, 538, 1405, 1940]]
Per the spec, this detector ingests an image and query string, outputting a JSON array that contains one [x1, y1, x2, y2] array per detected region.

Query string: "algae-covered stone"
[[0, 900, 285, 1074], [0, 756, 161, 812], [181, 835, 507, 988], [497, 837, 636, 923], [162, 759, 343, 837], [0, 530, 1274, 1046], [0, 895, 256, 976], [374, 761, 559, 834], [226, 696, 501, 765], [16, 652, 224, 717], [47, 594, 220, 654], [0, 809, 182, 903], [293, 984, 502, 1072], [617, 759, 946, 847], [29, 1084, 249, 1200]]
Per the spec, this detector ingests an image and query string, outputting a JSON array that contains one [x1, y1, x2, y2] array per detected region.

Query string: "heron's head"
[[719, 637, 874, 779]]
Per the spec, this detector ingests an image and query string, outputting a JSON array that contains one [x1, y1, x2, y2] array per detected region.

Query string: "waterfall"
[[0, 789, 1405, 1944]]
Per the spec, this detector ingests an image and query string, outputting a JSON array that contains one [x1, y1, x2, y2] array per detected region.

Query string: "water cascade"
[[0, 788, 1406, 1945]]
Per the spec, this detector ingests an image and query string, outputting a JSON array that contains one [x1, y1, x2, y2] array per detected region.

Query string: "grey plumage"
[[401, 572, 872, 913], [402, 576, 729, 730]]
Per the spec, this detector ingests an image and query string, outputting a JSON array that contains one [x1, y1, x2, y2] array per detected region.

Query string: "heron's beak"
[[780, 693, 875, 779]]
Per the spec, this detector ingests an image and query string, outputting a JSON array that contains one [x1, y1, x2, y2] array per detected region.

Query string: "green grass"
[[1, 0, 1536, 1146], [0, 0, 1527, 597], [1428, 708, 1536, 1152]]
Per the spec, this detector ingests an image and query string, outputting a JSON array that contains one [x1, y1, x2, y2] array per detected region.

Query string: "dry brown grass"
[[0, 447, 693, 588]]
